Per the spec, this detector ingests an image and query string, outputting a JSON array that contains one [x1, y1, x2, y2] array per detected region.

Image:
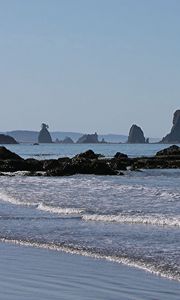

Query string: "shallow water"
[[0, 144, 179, 282], [0, 243, 180, 300]]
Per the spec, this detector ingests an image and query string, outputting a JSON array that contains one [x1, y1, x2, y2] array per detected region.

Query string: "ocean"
[[0, 143, 179, 282]]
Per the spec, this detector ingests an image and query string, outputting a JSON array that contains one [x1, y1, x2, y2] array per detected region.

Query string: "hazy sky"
[[0, 0, 179, 137]]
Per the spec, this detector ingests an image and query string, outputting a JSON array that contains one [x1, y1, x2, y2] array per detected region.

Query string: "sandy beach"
[[0, 242, 179, 300]]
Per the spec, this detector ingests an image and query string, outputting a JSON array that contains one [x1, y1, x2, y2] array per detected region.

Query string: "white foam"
[[82, 213, 180, 227], [0, 191, 83, 215], [0, 191, 38, 208], [1, 237, 179, 282], [37, 203, 84, 215]]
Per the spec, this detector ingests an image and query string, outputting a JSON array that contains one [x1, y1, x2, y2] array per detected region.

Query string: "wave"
[[37, 203, 84, 215], [0, 191, 38, 208], [82, 213, 180, 227], [0, 191, 84, 215], [1, 237, 179, 282], [0, 191, 179, 227]]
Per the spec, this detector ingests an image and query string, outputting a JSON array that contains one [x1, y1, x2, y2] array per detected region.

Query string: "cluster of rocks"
[[2, 109, 180, 145], [37, 125, 105, 144], [0, 145, 180, 177]]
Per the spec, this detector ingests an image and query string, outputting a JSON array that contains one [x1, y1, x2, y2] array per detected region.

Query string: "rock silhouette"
[[0, 134, 18, 144], [77, 132, 99, 143], [38, 123, 52, 143], [127, 125, 146, 143], [161, 110, 180, 143]]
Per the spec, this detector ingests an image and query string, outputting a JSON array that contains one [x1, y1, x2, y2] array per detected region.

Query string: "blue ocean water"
[[0, 143, 179, 281], [3, 142, 179, 159]]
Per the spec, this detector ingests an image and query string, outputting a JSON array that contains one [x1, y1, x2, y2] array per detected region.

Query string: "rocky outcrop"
[[127, 125, 146, 143], [0, 134, 18, 144], [0, 146, 22, 160], [161, 110, 180, 143], [75, 149, 101, 159], [38, 123, 52, 143], [156, 145, 180, 156], [1, 145, 180, 176], [77, 133, 99, 143]]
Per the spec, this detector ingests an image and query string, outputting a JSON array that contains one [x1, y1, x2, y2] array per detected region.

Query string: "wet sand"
[[0, 242, 179, 300]]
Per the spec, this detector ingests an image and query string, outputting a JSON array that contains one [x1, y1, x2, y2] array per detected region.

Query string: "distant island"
[[2, 109, 180, 144]]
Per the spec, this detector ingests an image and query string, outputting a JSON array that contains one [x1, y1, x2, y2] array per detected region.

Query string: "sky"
[[0, 0, 179, 138]]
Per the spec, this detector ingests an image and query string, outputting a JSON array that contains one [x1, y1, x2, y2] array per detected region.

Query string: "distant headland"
[[0, 109, 180, 144]]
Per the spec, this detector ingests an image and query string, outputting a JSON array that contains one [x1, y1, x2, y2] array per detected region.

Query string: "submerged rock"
[[38, 123, 52, 143], [127, 125, 146, 143]]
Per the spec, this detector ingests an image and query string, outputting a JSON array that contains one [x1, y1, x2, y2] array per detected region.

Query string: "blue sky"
[[0, 0, 179, 137]]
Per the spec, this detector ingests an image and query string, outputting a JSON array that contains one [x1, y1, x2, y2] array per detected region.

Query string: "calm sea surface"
[[0, 143, 180, 281]]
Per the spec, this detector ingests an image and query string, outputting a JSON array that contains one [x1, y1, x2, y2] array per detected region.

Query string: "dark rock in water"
[[0, 134, 18, 144], [127, 125, 146, 143], [25, 159, 43, 171], [38, 123, 52, 143], [77, 132, 99, 143], [161, 110, 180, 143], [33, 143, 39, 145], [88, 160, 118, 175], [156, 145, 180, 156], [0, 146, 22, 160], [114, 152, 128, 159], [42, 159, 60, 171], [2, 145, 180, 176], [75, 149, 100, 160], [0, 159, 27, 172], [111, 152, 130, 171], [46, 158, 118, 176]]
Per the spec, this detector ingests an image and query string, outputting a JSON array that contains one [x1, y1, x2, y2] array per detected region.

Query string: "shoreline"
[[0, 241, 179, 300], [1, 237, 179, 282]]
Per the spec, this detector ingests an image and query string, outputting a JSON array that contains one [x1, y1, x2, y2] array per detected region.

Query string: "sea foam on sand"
[[0, 242, 179, 300]]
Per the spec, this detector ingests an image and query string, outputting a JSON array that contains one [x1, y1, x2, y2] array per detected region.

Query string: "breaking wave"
[[82, 213, 180, 227], [37, 203, 84, 215], [1, 237, 179, 282]]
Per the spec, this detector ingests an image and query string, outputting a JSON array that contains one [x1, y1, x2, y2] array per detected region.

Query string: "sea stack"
[[38, 123, 52, 143], [127, 124, 146, 143], [161, 110, 180, 143]]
